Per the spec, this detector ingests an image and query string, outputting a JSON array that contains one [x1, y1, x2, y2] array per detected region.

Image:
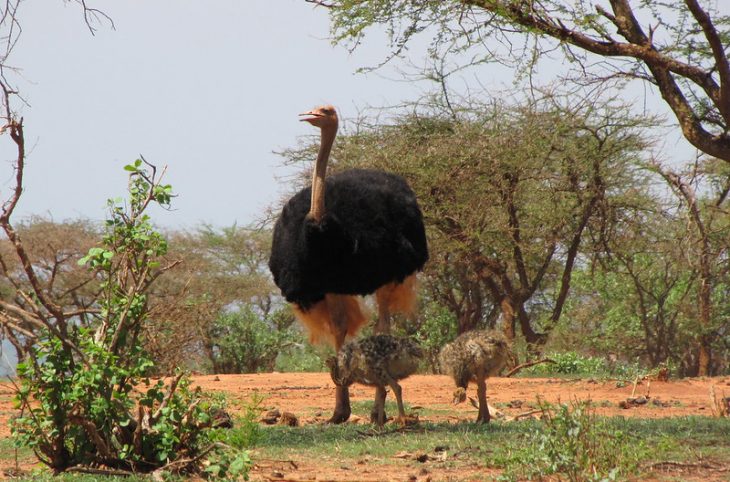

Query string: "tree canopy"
[[315, 0, 730, 163]]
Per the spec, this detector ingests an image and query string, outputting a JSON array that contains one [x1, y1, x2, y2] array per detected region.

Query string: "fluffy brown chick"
[[327, 334, 423, 427], [439, 329, 512, 423]]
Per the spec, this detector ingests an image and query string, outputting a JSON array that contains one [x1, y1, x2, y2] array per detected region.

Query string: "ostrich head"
[[300, 104, 339, 222], [452, 387, 467, 405], [299, 105, 339, 131]]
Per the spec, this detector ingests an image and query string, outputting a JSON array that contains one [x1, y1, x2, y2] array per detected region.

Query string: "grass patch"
[[5, 411, 729, 480], [350, 398, 458, 420], [251, 413, 730, 480], [256, 420, 537, 461]]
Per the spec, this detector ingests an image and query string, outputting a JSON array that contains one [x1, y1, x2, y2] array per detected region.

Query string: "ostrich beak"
[[299, 110, 322, 122]]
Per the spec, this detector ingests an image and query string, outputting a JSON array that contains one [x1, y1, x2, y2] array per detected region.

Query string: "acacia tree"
[[563, 214, 698, 372], [283, 95, 652, 344], [145, 225, 283, 372], [313, 0, 730, 164], [649, 159, 730, 375]]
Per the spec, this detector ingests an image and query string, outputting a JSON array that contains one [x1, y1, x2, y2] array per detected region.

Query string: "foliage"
[[144, 224, 279, 374], [274, 338, 330, 373], [208, 306, 296, 374], [210, 393, 264, 450], [495, 401, 646, 481], [202, 395, 264, 481], [518, 351, 643, 381], [10, 161, 249, 478], [406, 302, 457, 373]]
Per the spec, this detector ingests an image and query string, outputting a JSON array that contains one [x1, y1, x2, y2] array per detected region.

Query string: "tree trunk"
[[698, 277, 712, 376]]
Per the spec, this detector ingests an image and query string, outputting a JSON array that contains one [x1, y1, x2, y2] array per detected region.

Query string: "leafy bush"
[[519, 351, 644, 380], [275, 339, 330, 372], [496, 400, 645, 481], [11, 161, 249, 478], [531, 352, 607, 375], [410, 302, 458, 373], [209, 307, 296, 374]]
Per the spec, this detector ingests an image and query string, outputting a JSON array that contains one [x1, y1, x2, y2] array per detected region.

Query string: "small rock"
[[434, 445, 449, 452], [416, 453, 430, 463], [261, 409, 281, 424], [271, 470, 284, 479], [279, 411, 299, 427]]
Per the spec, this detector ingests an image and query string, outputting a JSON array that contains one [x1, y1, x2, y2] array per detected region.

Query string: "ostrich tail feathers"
[[375, 274, 418, 317], [293, 295, 369, 348]]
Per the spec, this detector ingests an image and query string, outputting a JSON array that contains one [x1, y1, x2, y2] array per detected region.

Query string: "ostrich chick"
[[327, 334, 423, 427], [439, 330, 512, 423]]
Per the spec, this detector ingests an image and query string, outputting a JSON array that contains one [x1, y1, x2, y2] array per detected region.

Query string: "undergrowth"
[[493, 400, 646, 481]]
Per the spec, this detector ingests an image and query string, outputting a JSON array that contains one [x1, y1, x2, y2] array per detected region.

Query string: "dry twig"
[[504, 358, 555, 377]]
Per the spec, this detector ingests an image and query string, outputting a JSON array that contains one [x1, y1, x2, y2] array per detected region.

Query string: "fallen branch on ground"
[[504, 358, 556, 377]]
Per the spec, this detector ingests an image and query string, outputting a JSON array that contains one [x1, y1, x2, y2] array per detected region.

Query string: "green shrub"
[[495, 400, 645, 481], [519, 351, 644, 380], [275, 339, 330, 372], [11, 161, 249, 479], [209, 307, 296, 374], [410, 303, 458, 373]]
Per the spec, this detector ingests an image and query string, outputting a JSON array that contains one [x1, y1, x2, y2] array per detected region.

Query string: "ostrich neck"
[[309, 126, 336, 222]]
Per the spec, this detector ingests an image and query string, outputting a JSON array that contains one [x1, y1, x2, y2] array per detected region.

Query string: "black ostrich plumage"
[[269, 168, 429, 310]]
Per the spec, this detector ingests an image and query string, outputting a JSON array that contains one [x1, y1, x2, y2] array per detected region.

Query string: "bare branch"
[[504, 358, 556, 377], [77, 0, 115, 35]]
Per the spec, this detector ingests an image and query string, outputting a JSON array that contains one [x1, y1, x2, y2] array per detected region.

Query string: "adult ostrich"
[[269, 105, 428, 423]]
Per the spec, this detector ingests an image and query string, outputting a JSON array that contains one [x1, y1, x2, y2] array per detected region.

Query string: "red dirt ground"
[[2, 373, 729, 480]]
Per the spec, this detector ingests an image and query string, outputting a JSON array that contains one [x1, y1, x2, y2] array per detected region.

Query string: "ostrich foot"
[[370, 409, 388, 425], [328, 385, 351, 424], [394, 414, 419, 427], [475, 412, 491, 424]]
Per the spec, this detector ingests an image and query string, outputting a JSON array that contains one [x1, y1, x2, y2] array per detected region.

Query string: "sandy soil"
[[1, 373, 729, 481], [192, 372, 730, 421]]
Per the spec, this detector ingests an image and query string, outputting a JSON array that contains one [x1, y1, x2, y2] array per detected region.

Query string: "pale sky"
[[0, 0, 436, 228], [1, 0, 700, 232]]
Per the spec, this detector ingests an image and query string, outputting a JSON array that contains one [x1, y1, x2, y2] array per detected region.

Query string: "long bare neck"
[[309, 125, 336, 222]]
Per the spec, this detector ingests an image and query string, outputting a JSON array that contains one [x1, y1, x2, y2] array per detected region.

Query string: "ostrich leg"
[[328, 294, 351, 424], [475, 375, 491, 424], [386, 376, 407, 424], [371, 385, 387, 426]]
